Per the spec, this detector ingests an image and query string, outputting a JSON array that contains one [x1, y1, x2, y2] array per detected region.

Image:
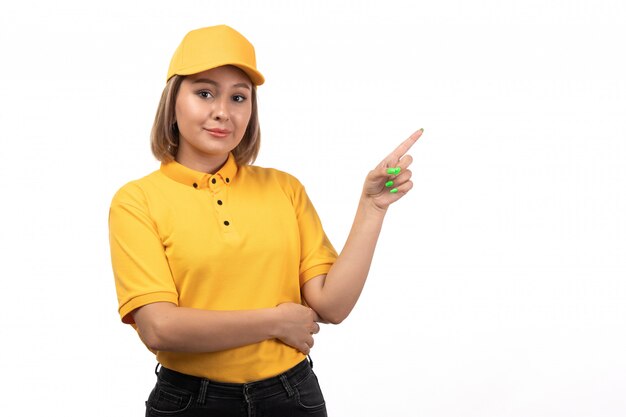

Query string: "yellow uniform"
[[109, 153, 337, 382]]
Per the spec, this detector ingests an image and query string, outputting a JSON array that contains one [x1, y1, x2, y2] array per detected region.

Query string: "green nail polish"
[[390, 188, 399, 194], [386, 168, 396, 175], [394, 167, 401, 175], [385, 180, 394, 187]]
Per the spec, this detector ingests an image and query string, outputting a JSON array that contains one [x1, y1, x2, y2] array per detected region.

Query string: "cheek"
[[236, 107, 253, 130], [175, 99, 202, 128], [174, 99, 186, 124]]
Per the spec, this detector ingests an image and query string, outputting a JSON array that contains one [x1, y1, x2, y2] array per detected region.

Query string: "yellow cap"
[[166, 25, 265, 85]]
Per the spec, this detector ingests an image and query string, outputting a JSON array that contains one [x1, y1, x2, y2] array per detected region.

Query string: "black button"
[[211, 178, 216, 184], [217, 200, 223, 205], [224, 221, 230, 226], [225, 178, 230, 183], [192, 183, 198, 188]]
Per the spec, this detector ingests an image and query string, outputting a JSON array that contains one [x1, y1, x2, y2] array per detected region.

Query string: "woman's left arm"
[[302, 129, 423, 324]]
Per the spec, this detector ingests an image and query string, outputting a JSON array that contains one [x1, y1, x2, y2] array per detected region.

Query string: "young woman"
[[109, 25, 423, 416]]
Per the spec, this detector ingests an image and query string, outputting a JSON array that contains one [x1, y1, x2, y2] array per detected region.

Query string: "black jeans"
[[145, 358, 327, 416]]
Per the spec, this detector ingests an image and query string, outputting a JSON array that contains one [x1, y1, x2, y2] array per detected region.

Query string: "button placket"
[[211, 181, 233, 231]]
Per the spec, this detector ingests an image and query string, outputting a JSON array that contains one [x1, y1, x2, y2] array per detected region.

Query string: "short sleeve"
[[290, 178, 338, 286], [109, 183, 178, 324]]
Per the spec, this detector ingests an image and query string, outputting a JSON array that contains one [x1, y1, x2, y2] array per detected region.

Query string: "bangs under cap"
[[166, 25, 265, 85]]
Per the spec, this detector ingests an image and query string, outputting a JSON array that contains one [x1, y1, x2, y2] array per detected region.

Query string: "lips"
[[205, 128, 231, 138]]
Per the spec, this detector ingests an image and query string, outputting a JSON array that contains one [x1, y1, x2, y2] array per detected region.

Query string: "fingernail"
[[393, 167, 401, 175], [385, 180, 394, 187], [419, 128, 424, 133], [390, 188, 399, 194], [386, 167, 396, 175]]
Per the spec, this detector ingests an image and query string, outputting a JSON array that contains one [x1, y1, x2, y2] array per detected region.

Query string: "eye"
[[197, 90, 213, 99], [232, 94, 247, 103]]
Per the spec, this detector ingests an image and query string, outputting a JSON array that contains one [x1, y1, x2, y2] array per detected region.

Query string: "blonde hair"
[[150, 74, 261, 165]]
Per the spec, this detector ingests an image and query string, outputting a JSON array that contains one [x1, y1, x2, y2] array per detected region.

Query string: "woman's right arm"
[[133, 302, 320, 355]]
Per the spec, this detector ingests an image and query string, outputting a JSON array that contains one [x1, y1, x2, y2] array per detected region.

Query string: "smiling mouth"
[[205, 128, 231, 138]]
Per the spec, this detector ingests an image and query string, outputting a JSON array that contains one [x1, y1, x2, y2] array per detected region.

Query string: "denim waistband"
[[157, 358, 312, 402]]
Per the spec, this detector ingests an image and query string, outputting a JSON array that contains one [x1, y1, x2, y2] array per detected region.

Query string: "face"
[[174, 65, 253, 172]]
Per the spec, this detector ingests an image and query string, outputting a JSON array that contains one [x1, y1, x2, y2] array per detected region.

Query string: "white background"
[[1, 0, 625, 415]]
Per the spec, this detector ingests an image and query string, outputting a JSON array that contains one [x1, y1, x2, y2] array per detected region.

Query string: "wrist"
[[266, 306, 282, 340], [359, 194, 388, 217]]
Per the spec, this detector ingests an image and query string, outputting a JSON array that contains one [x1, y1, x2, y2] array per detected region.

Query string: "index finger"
[[385, 128, 424, 164]]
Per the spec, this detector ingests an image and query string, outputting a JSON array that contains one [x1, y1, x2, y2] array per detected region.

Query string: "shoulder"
[[110, 170, 163, 208], [240, 164, 305, 191], [241, 163, 304, 185], [239, 165, 315, 211]]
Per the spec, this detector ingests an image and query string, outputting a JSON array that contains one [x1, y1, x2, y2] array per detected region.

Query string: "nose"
[[212, 97, 230, 121]]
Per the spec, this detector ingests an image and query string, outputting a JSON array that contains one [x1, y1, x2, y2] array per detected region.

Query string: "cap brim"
[[168, 62, 264, 86]]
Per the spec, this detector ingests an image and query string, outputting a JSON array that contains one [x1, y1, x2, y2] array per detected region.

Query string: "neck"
[[175, 152, 229, 174]]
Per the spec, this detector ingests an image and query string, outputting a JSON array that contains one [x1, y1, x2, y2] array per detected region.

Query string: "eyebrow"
[[191, 78, 251, 90]]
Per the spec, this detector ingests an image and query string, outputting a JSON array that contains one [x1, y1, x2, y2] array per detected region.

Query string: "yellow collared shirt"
[[109, 153, 338, 382]]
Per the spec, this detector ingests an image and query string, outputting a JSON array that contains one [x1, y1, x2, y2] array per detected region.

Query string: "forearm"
[[308, 129, 422, 322], [315, 196, 387, 323], [134, 303, 279, 353]]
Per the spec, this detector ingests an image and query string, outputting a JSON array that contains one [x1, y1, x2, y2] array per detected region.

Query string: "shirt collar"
[[160, 153, 239, 189]]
